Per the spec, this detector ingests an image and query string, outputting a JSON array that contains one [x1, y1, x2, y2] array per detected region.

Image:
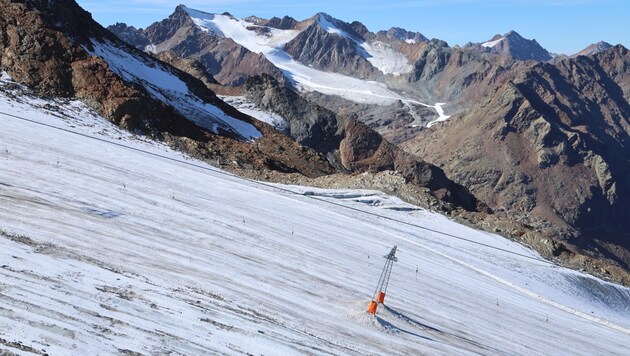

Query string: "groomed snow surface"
[[1, 80, 630, 355]]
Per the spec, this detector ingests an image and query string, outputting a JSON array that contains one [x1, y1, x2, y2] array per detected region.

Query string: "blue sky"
[[76, 0, 628, 55]]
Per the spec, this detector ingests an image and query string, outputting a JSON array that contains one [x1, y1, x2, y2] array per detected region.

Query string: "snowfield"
[[1, 83, 630, 355]]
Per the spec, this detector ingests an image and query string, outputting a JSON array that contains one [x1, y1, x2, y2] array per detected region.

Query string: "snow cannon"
[[367, 246, 398, 315]]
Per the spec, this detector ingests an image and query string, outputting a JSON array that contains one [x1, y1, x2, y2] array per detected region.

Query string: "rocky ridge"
[[404, 46, 630, 270]]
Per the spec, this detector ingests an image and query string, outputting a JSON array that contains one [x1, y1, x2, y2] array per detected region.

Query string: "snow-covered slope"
[[85, 39, 261, 140], [1, 82, 630, 354]]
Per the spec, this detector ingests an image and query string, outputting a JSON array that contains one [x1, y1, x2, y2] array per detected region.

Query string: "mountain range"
[[105, 4, 630, 281]]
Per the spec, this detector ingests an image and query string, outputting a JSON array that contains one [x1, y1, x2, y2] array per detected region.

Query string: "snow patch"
[[316, 14, 348, 37], [405, 39, 416, 44], [426, 103, 451, 127], [219, 95, 288, 130], [360, 41, 413, 76], [0, 71, 12, 82], [482, 37, 505, 48]]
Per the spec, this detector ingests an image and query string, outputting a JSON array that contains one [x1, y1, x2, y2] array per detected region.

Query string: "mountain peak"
[[378, 27, 428, 44], [573, 41, 614, 57], [476, 30, 551, 61]]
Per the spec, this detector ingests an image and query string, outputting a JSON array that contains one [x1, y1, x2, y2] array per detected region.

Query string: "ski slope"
[[1, 86, 630, 355]]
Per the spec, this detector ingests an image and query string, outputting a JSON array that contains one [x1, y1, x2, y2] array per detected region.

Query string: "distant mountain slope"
[[110, 6, 284, 86], [466, 31, 553, 62], [404, 45, 630, 268], [573, 41, 614, 57]]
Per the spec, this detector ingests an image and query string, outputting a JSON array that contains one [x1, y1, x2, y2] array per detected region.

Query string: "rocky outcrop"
[[284, 15, 378, 79], [244, 75, 344, 154], [262, 16, 298, 30], [404, 46, 630, 266], [156, 51, 219, 88], [107, 23, 150, 49], [377, 27, 428, 43]]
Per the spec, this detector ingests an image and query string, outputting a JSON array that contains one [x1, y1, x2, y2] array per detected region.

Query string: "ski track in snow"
[[1, 77, 630, 355]]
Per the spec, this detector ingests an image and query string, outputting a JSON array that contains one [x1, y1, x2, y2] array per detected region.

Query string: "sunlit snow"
[[426, 103, 451, 127], [1, 77, 630, 355], [482, 37, 505, 48]]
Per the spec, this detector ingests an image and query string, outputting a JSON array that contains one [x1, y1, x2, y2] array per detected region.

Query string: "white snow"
[[316, 14, 348, 37], [426, 103, 451, 127], [1, 83, 630, 354], [218, 95, 288, 130], [405, 39, 417, 44], [360, 41, 414, 76], [0, 71, 12, 82], [85, 39, 261, 140], [482, 37, 505, 48]]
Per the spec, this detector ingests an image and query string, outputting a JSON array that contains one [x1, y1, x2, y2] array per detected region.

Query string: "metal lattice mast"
[[367, 246, 398, 315]]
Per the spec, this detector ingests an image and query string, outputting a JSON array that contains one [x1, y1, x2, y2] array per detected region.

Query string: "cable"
[[1, 110, 548, 263]]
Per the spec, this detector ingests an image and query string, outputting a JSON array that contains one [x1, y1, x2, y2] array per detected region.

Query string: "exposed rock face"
[[404, 46, 630, 265], [244, 75, 344, 154], [284, 14, 378, 79], [156, 50, 219, 88], [243, 75, 481, 211], [466, 31, 553, 62], [108, 5, 284, 86], [573, 41, 614, 57], [262, 16, 298, 30], [377, 27, 428, 43], [339, 120, 481, 211], [107, 23, 150, 49]]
